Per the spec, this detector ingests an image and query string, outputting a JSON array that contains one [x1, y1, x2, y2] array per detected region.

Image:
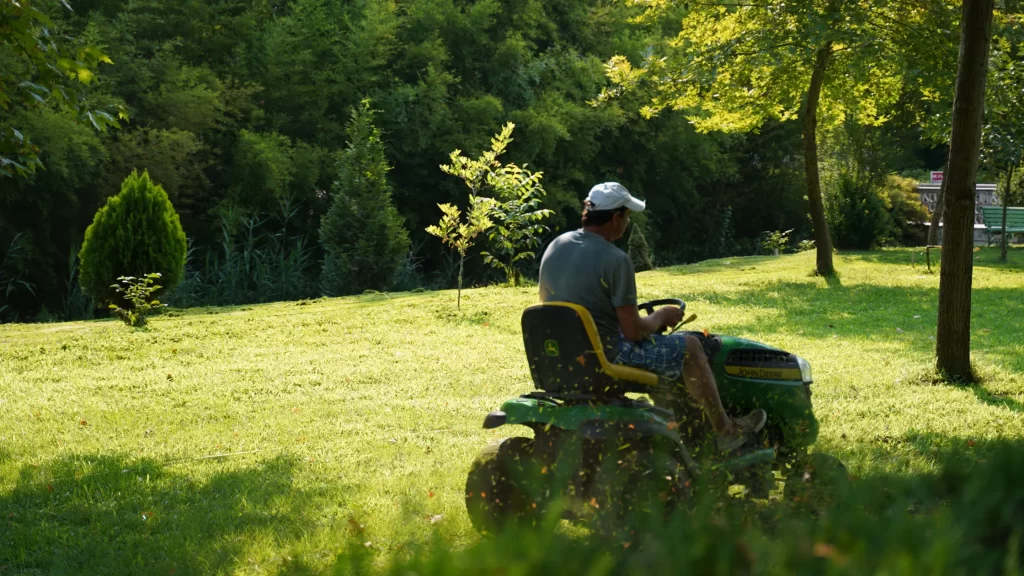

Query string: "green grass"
[[1, 247, 1023, 574]]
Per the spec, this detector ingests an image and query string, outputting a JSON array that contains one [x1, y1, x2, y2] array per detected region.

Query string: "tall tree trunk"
[[936, 0, 994, 382], [803, 45, 835, 277], [927, 176, 946, 245], [1002, 164, 1013, 262]]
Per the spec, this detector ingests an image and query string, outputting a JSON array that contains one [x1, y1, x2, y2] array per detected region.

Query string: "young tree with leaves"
[[600, 0, 958, 276], [441, 123, 553, 286], [425, 198, 495, 309], [937, 0, 996, 383], [319, 100, 410, 296]]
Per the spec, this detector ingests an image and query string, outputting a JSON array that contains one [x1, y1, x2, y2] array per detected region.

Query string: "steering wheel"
[[638, 298, 686, 316], [637, 299, 689, 334]]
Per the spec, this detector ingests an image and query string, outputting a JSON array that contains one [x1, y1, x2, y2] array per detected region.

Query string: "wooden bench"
[[981, 206, 1024, 246]]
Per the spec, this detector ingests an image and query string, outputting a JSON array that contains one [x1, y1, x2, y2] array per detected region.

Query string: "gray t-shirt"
[[538, 229, 637, 352]]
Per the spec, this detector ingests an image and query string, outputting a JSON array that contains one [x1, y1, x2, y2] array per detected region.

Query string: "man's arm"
[[616, 305, 681, 342], [608, 251, 679, 342]]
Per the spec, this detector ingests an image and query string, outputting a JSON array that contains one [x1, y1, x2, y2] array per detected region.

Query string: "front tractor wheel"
[[465, 437, 547, 535], [784, 453, 850, 511]]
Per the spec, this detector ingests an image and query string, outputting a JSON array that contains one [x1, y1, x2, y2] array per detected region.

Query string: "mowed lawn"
[[1, 248, 1022, 574]]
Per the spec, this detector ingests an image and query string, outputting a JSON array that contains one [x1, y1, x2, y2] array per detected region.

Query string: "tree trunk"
[[803, 45, 835, 277], [1002, 164, 1013, 262], [457, 253, 464, 309], [927, 176, 946, 245], [936, 0, 994, 382]]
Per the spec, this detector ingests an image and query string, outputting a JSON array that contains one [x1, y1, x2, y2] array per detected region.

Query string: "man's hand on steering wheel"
[[654, 306, 684, 332], [621, 299, 687, 341]]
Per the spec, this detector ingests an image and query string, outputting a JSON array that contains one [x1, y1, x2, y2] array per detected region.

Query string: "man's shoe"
[[734, 408, 767, 434], [716, 432, 749, 454], [716, 409, 767, 454]]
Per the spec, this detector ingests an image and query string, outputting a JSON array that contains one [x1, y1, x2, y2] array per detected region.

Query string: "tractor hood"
[[714, 335, 811, 384]]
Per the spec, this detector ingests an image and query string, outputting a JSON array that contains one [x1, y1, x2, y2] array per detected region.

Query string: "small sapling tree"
[[441, 123, 553, 286], [425, 197, 495, 309]]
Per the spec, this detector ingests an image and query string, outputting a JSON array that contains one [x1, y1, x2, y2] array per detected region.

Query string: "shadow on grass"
[[0, 454, 317, 574], [823, 272, 842, 288], [839, 246, 1024, 271], [971, 386, 1024, 413], [698, 280, 1024, 375]]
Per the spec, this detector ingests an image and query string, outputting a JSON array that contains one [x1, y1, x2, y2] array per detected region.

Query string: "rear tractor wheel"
[[465, 437, 548, 534], [593, 448, 691, 540]]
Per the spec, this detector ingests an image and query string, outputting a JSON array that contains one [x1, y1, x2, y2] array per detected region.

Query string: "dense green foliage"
[[883, 175, 932, 247], [820, 118, 938, 251], [78, 170, 186, 306], [170, 211, 319, 308], [600, 0, 961, 275], [320, 101, 410, 296], [822, 173, 930, 251], [0, 234, 36, 322], [983, 13, 1024, 174], [825, 171, 898, 251], [823, 172, 930, 251], [983, 12, 1024, 260], [0, 0, 960, 321], [0, 0, 122, 177]]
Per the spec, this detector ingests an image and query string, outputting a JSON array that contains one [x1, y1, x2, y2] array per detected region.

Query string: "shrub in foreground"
[[108, 273, 166, 327], [324, 443, 1024, 575]]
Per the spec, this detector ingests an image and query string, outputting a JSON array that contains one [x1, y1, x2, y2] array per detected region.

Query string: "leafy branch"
[[0, 0, 126, 177]]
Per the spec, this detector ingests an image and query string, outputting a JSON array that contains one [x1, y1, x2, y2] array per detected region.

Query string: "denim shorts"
[[611, 332, 688, 380]]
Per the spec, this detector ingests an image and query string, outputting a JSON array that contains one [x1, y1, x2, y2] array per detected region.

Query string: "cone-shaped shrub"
[[320, 100, 410, 295], [628, 226, 654, 272], [79, 170, 187, 305]]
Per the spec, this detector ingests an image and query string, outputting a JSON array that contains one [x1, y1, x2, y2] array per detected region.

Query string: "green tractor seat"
[[522, 302, 661, 395]]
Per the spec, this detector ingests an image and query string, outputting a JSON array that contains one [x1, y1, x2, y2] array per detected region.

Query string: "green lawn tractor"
[[465, 300, 846, 535]]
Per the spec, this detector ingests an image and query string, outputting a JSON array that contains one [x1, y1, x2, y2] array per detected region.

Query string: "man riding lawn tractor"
[[538, 182, 767, 454], [463, 182, 845, 535]]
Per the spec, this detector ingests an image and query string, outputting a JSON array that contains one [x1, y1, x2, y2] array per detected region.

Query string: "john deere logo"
[[544, 340, 560, 357]]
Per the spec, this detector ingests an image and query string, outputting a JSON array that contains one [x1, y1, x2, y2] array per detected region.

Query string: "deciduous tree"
[[936, 0, 996, 382], [600, 0, 958, 276], [441, 123, 553, 286]]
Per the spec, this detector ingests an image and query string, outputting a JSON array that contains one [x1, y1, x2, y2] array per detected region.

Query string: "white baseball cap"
[[585, 182, 646, 212]]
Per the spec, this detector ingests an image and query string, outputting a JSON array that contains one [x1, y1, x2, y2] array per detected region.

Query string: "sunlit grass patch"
[[0, 246, 1021, 573]]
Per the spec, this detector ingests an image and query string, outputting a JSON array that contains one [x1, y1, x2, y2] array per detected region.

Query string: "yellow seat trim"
[[529, 302, 660, 388]]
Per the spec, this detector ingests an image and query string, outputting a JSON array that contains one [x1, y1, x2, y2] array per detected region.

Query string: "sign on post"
[[931, 171, 944, 183]]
